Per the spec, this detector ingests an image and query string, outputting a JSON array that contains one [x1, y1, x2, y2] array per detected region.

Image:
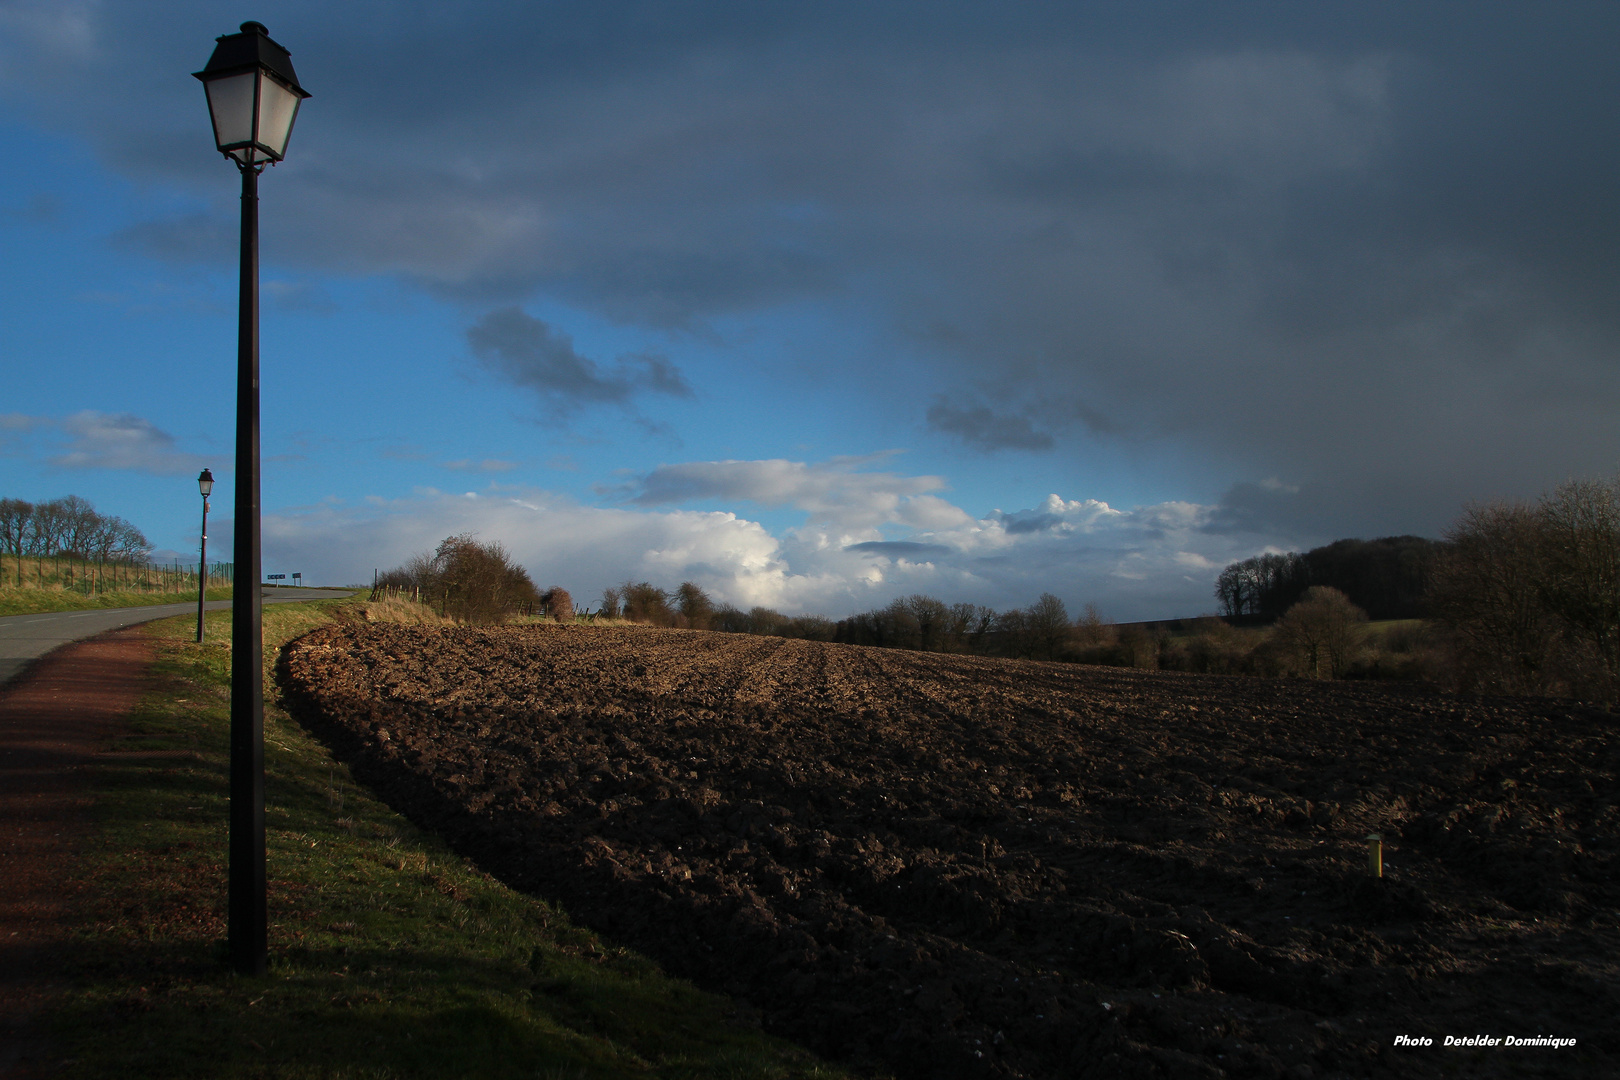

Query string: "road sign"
[[267, 574, 286, 580]]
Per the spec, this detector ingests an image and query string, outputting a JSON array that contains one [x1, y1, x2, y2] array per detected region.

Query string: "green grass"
[[49, 593, 858, 1080], [0, 584, 235, 617]]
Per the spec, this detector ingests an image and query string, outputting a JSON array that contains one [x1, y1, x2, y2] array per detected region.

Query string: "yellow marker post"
[[1367, 833, 1383, 878]]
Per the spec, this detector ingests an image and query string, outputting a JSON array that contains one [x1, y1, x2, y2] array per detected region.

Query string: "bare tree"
[[55, 495, 99, 557], [26, 497, 69, 556], [107, 517, 150, 562], [1428, 502, 1559, 695], [994, 606, 1032, 659], [621, 581, 675, 626], [1027, 592, 1071, 660], [676, 581, 715, 630], [1073, 602, 1113, 648], [902, 594, 951, 652], [434, 534, 537, 623], [1214, 563, 1252, 618], [950, 602, 997, 653], [1538, 477, 1620, 697], [0, 498, 29, 583], [1273, 586, 1367, 679], [599, 586, 622, 619], [376, 534, 538, 623]]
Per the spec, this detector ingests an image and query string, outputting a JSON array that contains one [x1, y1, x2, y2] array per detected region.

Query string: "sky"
[[2, 1, 1618, 621]]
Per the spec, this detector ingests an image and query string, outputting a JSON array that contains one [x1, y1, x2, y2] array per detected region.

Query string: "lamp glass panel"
[[204, 71, 257, 152], [256, 76, 302, 159]]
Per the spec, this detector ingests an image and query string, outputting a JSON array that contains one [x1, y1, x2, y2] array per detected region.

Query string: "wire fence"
[[0, 554, 235, 595]]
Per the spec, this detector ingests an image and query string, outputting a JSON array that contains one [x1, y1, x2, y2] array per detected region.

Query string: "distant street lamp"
[[196, 468, 213, 643], [195, 20, 311, 978]]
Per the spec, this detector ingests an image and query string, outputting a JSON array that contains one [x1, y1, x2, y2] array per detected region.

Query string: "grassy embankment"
[[0, 585, 235, 618], [50, 592, 857, 1080], [0, 553, 234, 617]]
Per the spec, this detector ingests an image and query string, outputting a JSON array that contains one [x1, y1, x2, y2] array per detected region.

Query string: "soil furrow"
[[278, 623, 1619, 1079]]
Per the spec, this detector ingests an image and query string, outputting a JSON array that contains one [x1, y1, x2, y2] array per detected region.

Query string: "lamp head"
[[198, 468, 215, 497], [194, 22, 310, 167]]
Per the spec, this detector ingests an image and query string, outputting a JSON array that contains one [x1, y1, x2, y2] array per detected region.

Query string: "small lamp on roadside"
[[196, 468, 214, 643]]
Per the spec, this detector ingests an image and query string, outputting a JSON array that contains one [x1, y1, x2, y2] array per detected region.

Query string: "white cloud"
[[633, 455, 947, 529], [2, 411, 210, 475], [262, 465, 1285, 620], [52, 411, 208, 474], [262, 487, 787, 606]]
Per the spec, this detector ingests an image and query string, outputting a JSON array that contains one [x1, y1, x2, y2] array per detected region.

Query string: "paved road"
[[0, 588, 357, 689]]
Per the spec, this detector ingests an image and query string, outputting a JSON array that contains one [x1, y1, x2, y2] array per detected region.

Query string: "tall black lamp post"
[[196, 468, 213, 643], [194, 20, 310, 977]]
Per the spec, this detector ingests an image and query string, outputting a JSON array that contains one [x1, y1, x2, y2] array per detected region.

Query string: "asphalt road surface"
[[0, 588, 356, 689]]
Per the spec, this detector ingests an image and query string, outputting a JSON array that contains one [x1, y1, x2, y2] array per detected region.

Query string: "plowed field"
[[278, 623, 1618, 1079]]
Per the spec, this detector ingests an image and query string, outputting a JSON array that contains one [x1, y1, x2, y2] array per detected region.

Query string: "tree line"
[[593, 581, 1098, 661], [1209, 477, 1620, 701], [1214, 535, 1438, 621], [0, 495, 151, 572], [379, 473, 1620, 703], [598, 581, 838, 639]]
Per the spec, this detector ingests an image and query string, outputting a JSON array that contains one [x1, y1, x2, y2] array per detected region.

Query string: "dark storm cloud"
[[925, 400, 1053, 452], [466, 307, 691, 407], [10, 2, 1620, 538]]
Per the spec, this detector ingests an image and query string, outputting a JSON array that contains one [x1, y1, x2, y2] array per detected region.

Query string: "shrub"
[[676, 582, 715, 630], [1178, 616, 1250, 674], [375, 534, 540, 625], [1427, 479, 1620, 700], [1026, 593, 1071, 660], [620, 581, 676, 626], [1114, 624, 1160, 670], [540, 587, 574, 623], [1272, 586, 1367, 679]]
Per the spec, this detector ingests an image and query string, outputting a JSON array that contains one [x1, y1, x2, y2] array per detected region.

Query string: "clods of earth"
[[277, 623, 1619, 1079]]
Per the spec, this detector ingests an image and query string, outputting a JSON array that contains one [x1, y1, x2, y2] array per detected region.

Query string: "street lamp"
[[195, 20, 310, 977], [196, 468, 213, 643]]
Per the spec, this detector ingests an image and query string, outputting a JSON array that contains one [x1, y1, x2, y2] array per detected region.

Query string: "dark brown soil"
[[277, 623, 1620, 1079]]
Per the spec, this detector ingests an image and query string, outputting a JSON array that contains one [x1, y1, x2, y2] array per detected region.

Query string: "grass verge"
[[0, 584, 234, 618], [50, 593, 856, 1080]]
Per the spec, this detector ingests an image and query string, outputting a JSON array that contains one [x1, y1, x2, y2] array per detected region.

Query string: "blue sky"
[[3, 2, 1619, 620]]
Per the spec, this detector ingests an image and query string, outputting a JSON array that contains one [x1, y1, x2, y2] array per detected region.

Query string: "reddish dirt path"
[[0, 629, 155, 1079]]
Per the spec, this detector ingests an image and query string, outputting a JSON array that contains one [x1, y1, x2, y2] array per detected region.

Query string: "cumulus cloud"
[[262, 486, 786, 608], [467, 307, 691, 409], [259, 466, 1290, 620]]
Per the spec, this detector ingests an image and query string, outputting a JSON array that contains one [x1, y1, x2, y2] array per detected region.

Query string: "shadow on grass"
[[42, 601, 846, 1080], [51, 942, 668, 1079]]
